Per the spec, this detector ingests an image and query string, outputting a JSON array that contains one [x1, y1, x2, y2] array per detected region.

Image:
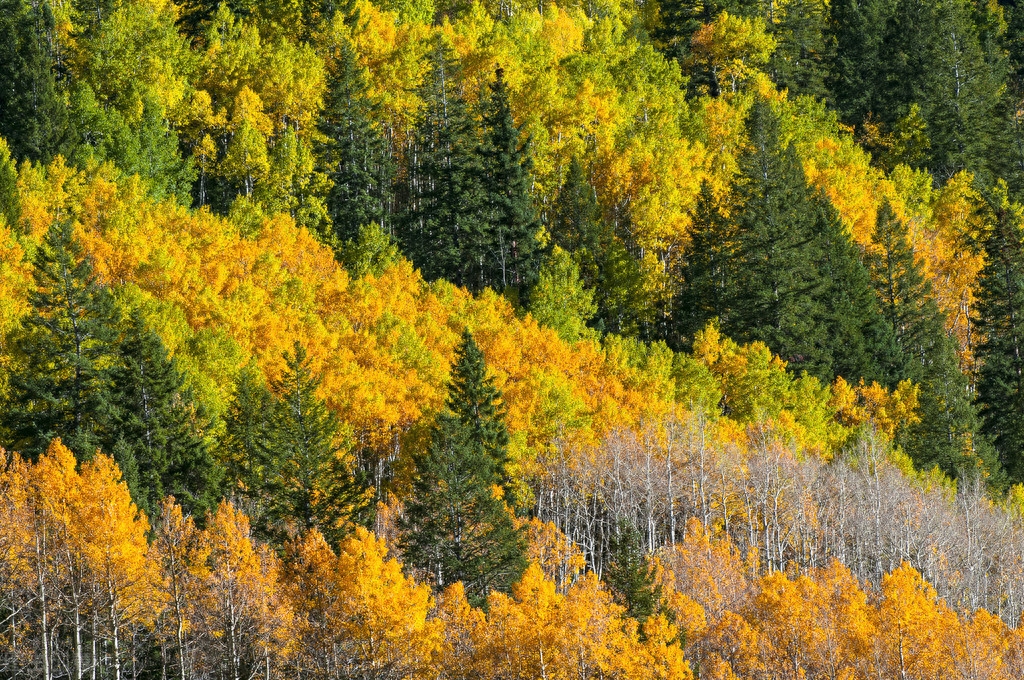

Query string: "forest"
[[5, 0, 1024, 677]]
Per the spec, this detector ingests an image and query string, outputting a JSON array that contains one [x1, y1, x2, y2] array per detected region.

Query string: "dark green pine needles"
[[400, 329, 528, 607]]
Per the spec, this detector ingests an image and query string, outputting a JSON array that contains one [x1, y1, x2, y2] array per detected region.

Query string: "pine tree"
[[677, 181, 738, 348], [400, 330, 527, 606], [769, 0, 830, 100], [222, 363, 275, 514], [975, 188, 1024, 483], [318, 37, 395, 248], [605, 521, 662, 627], [0, 138, 19, 228], [867, 200, 992, 479], [104, 313, 223, 520], [826, 0, 889, 127], [399, 38, 485, 290], [262, 343, 369, 545], [814, 194, 897, 385], [550, 156, 610, 293], [4, 220, 116, 459], [478, 67, 541, 292], [0, 0, 68, 162], [728, 100, 828, 378]]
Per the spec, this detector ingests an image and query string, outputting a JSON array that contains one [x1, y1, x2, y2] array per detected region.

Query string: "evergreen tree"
[[478, 67, 541, 292], [103, 313, 223, 520], [400, 330, 527, 606], [677, 181, 738, 348], [605, 521, 662, 627], [0, 138, 19, 229], [222, 363, 276, 516], [4, 220, 116, 459], [550, 156, 610, 293], [814, 194, 897, 385], [975, 188, 1024, 483], [0, 0, 68, 162], [728, 100, 829, 378], [770, 0, 830, 100], [318, 37, 395, 248], [399, 38, 486, 290], [258, 343, 370, 545], [867, 200, 993, 479], [654, 0, 761, 64]]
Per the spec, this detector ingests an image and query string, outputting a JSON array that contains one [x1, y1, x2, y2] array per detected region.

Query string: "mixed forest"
[[8, 0, 1024, 677]]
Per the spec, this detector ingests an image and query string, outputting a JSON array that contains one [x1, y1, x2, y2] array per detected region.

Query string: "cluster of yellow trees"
[[5, 438, 1024, 679]]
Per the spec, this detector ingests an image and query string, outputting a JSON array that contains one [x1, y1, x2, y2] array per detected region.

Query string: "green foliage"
[[0, 0, 68, 162], [318, 37, 395, 247], [976, 186, 1024, 484], [528, 246, 597, 344], [867, 200, 993, 480], [605, 521, 662, 627], [400, 330, 527, 606], [226, 344, 371, 546], [104, 312, 223, 519], [339, 222, 402, 278], [4, 221, 117, 459], [478, 67, 542, 292], [0, 138, 19, 228]]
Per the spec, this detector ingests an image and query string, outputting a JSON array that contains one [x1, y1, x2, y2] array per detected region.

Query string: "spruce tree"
[[0, 139, 19, 228], [769, 0, 830, 101], [677, 181, 738, 348], [103, 313, 222, 520], [0, 0, 68, 162], [222, 363, 276, 516], [813, 194, 897, 385], [4, 220, 116, 459], [550, 156, 610, 293], [605, 521, 662, 627], [975, 190, 1024, 483], [728, 100, 828, 378], [867, 200, 993, 479], [400, 330, 527, 606], [318, 37, 395, 248], [400, 38, 485, 290], [478, 67, 541, 292], [262, 343, 369, 545]]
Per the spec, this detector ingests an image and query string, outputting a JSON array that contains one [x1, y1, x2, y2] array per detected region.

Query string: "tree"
[[867, 200, 992, 479], [262, 343, 369, 545], [727, 100, 829, 379], [478, 67, 541, 292], [528, 246, 597, 344], [400, 330, 527, 606], [813, 194, 897, 386], [975, 187, 1024, 483], [0, 138, 19, 228], [399, 37, 485, 290], [4, 220, 116, 459], [318, 37, 394, 249], [223, 362, 275, 510], [605, 521, 662, 627], [0, 0, 68, 162], [676, 181, 738, 348], [769, 0, 829, 100], [104, 312, 223, 520], [826, 0, 889, 128]]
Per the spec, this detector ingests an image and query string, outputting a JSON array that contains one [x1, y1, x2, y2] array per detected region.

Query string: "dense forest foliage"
[[5, 0, 1024, 677]]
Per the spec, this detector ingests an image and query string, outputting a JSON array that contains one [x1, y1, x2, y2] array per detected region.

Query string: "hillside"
[[4, 0, 1024, 677]]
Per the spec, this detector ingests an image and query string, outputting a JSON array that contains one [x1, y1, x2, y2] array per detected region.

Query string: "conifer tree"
[[769, 0, 829, 100], [400, 330, 527, 606], [400, 38, 485, 290], [605, 521, 662, 627], [478, 67, 541, 291], [0, 0, 68, 162], [867, 200, 992, 479], [826, 0, 888, 128], [104, 313, 223, 520], [259, 343, 370, 545], [4, 220, 116, 459], [728, 100, 828, 378], [814, 194, 897, 385], [677, 181, 738, 348], [318, 37, 394, 248], [975, 189, 1024, 483], [550, 156, 611, 293], [222, 363, 275, 514], [0, 138, 19, 228]]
